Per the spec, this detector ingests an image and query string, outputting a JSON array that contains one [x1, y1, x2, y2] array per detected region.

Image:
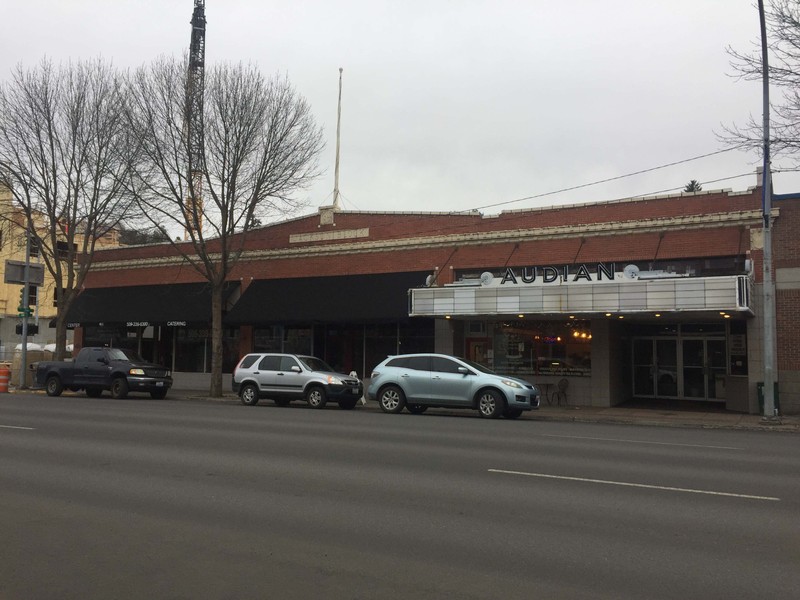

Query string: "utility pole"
[[758, 0, 779, 422]]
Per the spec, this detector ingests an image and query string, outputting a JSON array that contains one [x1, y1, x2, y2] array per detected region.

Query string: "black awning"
[[224, 271, 429, 325], [66, 282, 223, 325]]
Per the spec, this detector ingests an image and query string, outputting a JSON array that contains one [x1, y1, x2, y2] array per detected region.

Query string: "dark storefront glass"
[[398, 318, 435, 356], [175, 327, 210, 372], [365, 324, 399, 376], [487, 320, 591, 378], [253, 326, 283, 353]]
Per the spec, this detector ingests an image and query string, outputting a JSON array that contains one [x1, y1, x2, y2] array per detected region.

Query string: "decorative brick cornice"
[[89, 209, 774, 272]]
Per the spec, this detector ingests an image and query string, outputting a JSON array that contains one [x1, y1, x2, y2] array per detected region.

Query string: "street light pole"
[[758, 0, 779, 421]]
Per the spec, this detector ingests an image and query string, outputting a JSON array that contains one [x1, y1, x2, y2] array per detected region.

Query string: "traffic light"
[[16, 286, 32, 318]]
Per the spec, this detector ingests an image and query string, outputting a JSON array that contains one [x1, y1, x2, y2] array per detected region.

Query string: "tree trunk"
[[209, 282, 224, 397], [54, 313, 70, 362]]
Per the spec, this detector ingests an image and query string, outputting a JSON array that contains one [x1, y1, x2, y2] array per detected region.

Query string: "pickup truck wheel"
[[110, 377, 129, 399], [150, 389, 168, 400], [378, 385, 406, 414], [45, 375, 63, 397], [306, 386, 327, 408], [86, 387, 102, 398], [240, 383, 259, 406]]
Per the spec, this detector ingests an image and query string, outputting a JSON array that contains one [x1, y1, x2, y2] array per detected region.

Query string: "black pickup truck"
[[34, 347, 173, 399]]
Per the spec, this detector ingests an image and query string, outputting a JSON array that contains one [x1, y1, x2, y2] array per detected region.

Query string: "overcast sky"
[[2, 1, 793, 217]]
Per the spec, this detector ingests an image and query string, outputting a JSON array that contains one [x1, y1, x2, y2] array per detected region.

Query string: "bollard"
[[0, 365, 10, 393]]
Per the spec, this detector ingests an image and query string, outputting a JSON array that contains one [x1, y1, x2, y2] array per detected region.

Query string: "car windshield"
[[299, 356, 335, 372], [107, 348, 145, 363], [458, 358, 496, 375]]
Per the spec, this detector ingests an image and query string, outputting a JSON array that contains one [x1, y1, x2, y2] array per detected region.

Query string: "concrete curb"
[[171, 391, 800, 433], [9, 387, 799, 433]]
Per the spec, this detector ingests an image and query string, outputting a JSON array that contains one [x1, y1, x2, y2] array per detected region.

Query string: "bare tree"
[[723, 0, 800, 156], [124, 57, 324, 396], [0, 58, 137, 359]]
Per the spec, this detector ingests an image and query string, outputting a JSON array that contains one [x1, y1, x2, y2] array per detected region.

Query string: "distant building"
[[0, 184, 121, 359]]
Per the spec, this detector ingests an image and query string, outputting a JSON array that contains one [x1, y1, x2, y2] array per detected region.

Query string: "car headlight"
[[327, 375, 343, 385], [500, 379, 523, 389], [129, 368, 145, 376]]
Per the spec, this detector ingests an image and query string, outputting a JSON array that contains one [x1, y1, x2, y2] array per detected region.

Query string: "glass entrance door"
[[681, 338, 727, 401], [632, 338, 678, 398], [633, 335, 725, 400]]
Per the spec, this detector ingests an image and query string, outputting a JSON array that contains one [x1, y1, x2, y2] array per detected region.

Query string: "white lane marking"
[[488, 469, 780, 501], [540, 433, 743, 451], [0, 424, 35, 430]]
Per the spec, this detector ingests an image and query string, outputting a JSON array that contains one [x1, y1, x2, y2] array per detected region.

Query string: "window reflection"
[[473, 320, 591, 378]]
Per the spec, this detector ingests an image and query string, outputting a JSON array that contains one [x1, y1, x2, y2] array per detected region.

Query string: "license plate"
[[156, 382, 163, 387]]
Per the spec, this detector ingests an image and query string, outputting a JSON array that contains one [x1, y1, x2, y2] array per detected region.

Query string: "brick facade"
[[71, 184, 800, 414]]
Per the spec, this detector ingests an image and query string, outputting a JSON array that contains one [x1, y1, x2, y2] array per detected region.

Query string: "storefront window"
[[487, 320, 591, 378], [399, 318, 434, 356], [175, 327, 210, 372], [284, 327, 312, 355], [254, 326, 283, 353]]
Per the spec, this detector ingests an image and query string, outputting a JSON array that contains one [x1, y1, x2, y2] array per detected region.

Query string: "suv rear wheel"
[[306, 386, 327, 408], [477, 389, 504, 419], [240, 383, 260, 406], [378, 385, 406, 414]]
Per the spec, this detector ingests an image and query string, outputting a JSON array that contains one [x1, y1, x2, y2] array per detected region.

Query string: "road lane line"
[[540, 434, 743, 450], [488, 469, 780, 501], [0, 424, 35, 430]]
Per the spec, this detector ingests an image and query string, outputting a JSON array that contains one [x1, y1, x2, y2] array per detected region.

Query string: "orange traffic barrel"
[[0, 365, 9, 393]]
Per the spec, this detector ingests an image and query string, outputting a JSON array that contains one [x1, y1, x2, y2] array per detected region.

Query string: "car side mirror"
[[458, 367, 469, 375], [291, 365, 301, 373], [98, 357, 107, 364]]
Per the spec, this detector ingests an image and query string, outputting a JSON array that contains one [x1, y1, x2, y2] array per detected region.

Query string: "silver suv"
[[232, 353, 363, 409], [367, 353, 540, 419]]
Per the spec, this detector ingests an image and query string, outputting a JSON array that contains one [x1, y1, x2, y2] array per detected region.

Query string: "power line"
[[475, 145, 748, 211], [629, 172, 753, 199]]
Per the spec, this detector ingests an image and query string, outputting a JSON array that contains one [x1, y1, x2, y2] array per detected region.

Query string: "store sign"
[[494, 263, 617, 286]]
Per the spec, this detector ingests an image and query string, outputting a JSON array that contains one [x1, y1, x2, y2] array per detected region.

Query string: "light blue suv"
[[367, 353, 540, 419]]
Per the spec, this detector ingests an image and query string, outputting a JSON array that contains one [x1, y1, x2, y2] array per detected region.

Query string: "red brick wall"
[[777, 289, 800, 370]]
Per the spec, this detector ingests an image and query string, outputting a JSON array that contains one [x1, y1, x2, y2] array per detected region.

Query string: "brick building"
[[66, 174, 800, 414]]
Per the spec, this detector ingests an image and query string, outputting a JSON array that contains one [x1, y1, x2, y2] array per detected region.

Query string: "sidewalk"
[[171, 389, 800, 433]]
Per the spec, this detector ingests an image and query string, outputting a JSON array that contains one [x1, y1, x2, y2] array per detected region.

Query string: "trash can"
[[757, 381, 780, 415]]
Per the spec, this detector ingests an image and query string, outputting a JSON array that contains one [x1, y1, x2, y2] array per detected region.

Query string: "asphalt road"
[[1, 393, 799, 600]]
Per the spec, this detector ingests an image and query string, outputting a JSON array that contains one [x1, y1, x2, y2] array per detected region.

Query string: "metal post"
[[332, 68, 343, 209], [18, 231, 31, 389], [758, 0, 779, 421]]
